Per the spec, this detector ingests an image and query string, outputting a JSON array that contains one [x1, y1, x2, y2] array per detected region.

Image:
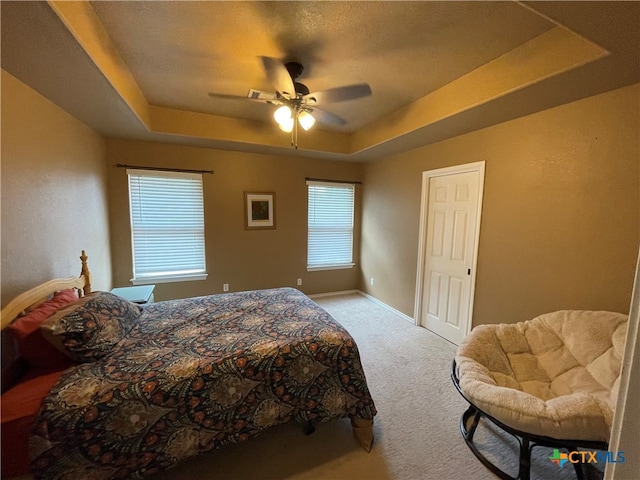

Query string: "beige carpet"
[[151, 293, 602, 480]]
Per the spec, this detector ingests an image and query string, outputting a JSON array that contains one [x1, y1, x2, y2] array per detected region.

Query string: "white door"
[[416, 163, 484, 345]]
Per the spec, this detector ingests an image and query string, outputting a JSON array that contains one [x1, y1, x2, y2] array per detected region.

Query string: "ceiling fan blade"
[[208, 89, 278, 102], [304, 83, 372, 105], [308, 107, 347, 127], [247, 89, 278, 101], [260, 56, 295, 98]]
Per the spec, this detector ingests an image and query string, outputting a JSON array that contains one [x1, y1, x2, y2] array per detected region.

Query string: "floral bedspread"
[[31, 288, 376, 479]]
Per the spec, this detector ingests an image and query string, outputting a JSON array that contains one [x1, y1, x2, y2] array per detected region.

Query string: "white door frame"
[[605, 248, 640, 480], [413, 161, 485, 341]]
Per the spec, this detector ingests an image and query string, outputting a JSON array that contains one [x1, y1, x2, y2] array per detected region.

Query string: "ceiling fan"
[[209, 57, 372, 148]]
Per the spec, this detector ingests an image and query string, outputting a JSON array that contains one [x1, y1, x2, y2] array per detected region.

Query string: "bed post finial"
[[80, 250, 92, 296]]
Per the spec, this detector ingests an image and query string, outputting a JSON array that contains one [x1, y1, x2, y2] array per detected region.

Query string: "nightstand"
[[111, 285, 155, 305]]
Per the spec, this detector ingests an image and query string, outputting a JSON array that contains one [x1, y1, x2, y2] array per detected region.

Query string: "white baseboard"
[[308, 289, 359, 299], [309, 289, 416, 325], [357, 291, 416, 324]]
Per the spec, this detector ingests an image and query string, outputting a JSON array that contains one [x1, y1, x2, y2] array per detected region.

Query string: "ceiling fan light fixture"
[[274, 105, 292, 125], [298, 111, 315, 131], [278, 116, 294, 132]]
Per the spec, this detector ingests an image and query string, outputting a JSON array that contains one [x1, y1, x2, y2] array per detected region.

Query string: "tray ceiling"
[[2, 1, 638, 161]]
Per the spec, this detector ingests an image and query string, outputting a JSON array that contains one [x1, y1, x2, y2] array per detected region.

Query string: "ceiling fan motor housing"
[[294, 82, 309, 96], [285, 61, 304, 79], [285, 62, 310, 96]]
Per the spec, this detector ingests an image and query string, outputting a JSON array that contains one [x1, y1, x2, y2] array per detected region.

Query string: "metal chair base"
[[452, 359, 608, 480]]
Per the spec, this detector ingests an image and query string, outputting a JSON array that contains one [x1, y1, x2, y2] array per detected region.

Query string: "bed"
[[1, 252, 376, 479]]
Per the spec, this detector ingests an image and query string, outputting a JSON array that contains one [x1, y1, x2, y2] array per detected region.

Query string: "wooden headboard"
[[1, 250, 92, 330], [1, 251, 92, 391]]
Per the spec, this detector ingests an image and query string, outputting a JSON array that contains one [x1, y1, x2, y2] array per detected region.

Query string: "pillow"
[[7, 289, 79, 369], [40, 291, 142, 362]]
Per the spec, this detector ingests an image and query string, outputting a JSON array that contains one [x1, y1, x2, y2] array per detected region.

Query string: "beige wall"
[[3, 63, 637, 330], [0, 70, 112, 305], [106, 139, 363, 301], [360, 83, 640, 326]]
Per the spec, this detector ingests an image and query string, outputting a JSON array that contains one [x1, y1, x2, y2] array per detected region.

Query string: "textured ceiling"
[[2, 1, 639, 161], [89, 1, 553, 132]]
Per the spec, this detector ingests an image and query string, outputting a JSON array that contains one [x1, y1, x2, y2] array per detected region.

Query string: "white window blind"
[[128, 169, 206, 283], [307, 181, 355, 270]]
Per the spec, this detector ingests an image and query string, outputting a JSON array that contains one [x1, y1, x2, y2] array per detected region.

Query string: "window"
[[307, 180, 355, 270], [127, 169, 206, 284]]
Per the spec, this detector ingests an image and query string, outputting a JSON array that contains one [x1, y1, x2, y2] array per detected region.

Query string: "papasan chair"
[[452, 310, 628, 480]]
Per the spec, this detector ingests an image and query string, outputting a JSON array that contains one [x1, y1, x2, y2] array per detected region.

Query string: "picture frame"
[[244, 192, 276, 230]]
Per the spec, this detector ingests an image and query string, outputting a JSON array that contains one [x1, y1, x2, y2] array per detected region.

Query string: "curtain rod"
[[115, 163, 214, 175], [305, 177, 361, 185]]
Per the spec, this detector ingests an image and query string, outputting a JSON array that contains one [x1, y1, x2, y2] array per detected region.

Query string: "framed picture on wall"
[[244, 192, 276, 230]]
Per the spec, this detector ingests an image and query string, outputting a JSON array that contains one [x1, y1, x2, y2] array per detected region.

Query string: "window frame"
[[127, 168, 207, 285], [306, 180, 356, 271]]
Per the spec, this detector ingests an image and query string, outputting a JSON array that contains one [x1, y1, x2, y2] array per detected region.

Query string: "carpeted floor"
[[151, 293, 602, 480]]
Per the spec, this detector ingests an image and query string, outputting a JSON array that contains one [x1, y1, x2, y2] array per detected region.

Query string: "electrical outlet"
[[297, 278, 302, 286], [223, 283, 229, 292], [370, 277, 375, 286]]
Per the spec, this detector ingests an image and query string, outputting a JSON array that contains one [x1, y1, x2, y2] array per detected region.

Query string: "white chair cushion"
[[455, 310, 628, 441]]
